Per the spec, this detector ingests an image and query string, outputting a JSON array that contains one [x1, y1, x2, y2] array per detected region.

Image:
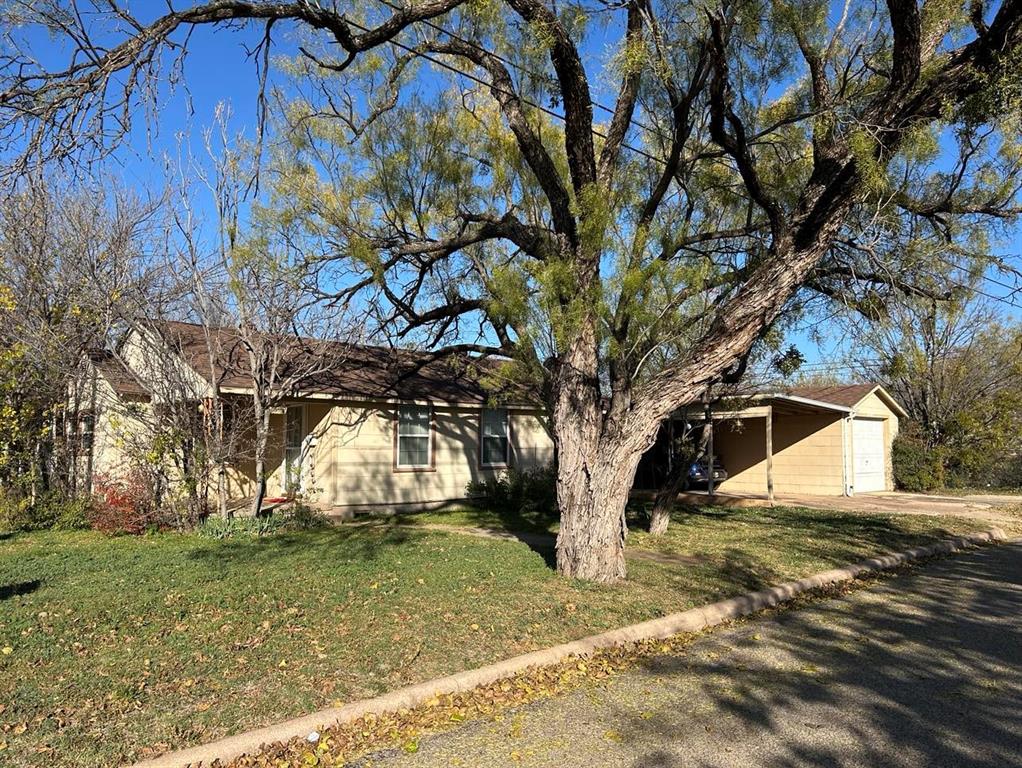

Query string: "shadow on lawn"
[[610, 542, 1022, 768], [622, 504, 965, 605], [183, 523, 418, 565], [1, 579, 41, 601]]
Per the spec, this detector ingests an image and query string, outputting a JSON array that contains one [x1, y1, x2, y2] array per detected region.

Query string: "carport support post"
[[765, 405, 775, 504], [704, 396, 714, 498]]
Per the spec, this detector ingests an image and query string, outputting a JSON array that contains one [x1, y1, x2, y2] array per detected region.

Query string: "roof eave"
[[861, 384, 909, 419], [753, 393, 855, 414]]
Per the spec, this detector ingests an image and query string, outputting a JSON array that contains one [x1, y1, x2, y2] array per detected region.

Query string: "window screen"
[[480, 408, 509, 466], [397, 405, 431, 468]]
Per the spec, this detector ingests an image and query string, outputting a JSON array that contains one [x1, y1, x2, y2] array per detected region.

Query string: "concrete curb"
[[129, 527, 1009, 768]]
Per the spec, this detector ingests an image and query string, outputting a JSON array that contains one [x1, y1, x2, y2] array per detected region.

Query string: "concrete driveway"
[[779, 491, 1021, 526], [355, 542, 1022, 768]]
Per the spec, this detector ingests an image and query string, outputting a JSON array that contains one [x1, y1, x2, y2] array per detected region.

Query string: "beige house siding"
[[713, 418, 767, 494], [118, 328, 212, 402], [711, 389, 901, 497], [88, 374, 149, 480], [716, 414, 846, 496], [312, 401, 553, 510], [772, 415, 846, 495]]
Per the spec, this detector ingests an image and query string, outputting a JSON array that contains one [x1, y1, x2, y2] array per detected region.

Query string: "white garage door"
[[853, 418, 886, 493]]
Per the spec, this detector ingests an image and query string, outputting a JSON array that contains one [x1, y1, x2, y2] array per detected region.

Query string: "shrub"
[[90, 472, 163, 535], [466, 464, 557, 517], [0, 491, 33, 532], [46, 493, 93, 530], [0, 490, 92, 532], [196, 501, 328, 539], [891, 434, 945, 492]]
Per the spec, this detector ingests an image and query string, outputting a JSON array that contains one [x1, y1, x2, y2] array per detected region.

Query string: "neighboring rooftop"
[[86, 349, 150, 399]]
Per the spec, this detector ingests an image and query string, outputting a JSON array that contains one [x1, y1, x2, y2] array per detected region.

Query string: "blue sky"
[[19, 7, 1022, 371]]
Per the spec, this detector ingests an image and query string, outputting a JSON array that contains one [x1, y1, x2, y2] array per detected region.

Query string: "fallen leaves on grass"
[[220, 634, 697, 768]]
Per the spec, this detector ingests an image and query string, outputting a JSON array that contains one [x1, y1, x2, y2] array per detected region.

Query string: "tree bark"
[[649, 415, 710, 535], [554, 452, 634, 582], [649, 462, 686, 536], [250, 404, 270, 518], [552, 350, 661, 581]]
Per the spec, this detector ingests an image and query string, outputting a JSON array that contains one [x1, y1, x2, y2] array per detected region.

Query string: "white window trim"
[[479, 408, 511, 468], [395, 403, 434, 471]]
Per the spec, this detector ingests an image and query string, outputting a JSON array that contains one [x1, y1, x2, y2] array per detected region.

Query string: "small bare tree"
[[178, 113, 356, 518]]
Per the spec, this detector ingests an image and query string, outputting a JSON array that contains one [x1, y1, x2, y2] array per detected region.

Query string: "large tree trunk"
[[552, 362, 657, 581], [551, 319, 635, 583], [554, 448, 637, 583]]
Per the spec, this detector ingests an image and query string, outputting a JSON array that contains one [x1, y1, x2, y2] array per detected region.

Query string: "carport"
[[635, 384, 906, 500]]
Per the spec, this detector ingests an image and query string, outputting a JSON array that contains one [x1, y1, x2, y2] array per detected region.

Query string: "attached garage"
[[852, 418, 886, 493], [636, 383, 906, 499]]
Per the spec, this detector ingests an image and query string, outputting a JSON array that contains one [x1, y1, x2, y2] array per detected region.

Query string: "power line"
[[373, 0, 670, 139], [342, 13, 668, 167], [342, 8, 1022, 316]]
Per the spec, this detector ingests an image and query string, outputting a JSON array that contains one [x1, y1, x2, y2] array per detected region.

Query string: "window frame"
[[79, 411, 95, 453], [394, 403, 436, 472], [478, 407, 511, 469]]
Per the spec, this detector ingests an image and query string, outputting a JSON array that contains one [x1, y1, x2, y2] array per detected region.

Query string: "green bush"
[[466, 465, 557, 517], [0, 490, 92, 532], [892, 434, 945, 492], [196, 501, 328, 539]]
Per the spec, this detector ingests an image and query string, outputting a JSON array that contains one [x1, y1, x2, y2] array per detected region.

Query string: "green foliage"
[[0, 490, 92, 533], [891, 434, 946, 493], [196, 502, 328, 539], [848, 127, 889, 196], [466, 465, 557, 519]]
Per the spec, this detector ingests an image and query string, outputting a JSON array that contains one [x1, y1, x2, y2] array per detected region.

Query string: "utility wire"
[[344, 7, 1022, 316], [342, 14, 668, 166], [372, 0, 674, 144]]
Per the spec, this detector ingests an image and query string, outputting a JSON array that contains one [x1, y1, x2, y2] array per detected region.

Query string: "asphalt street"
[[354, 542, 1022, 768]]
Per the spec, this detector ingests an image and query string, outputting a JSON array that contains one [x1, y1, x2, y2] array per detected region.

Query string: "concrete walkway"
[[355, 542, 1022, 768]]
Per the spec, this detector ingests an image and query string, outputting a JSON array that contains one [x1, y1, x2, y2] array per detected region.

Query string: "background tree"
[[181, 123, 357, 517], [3, 1, 1022, 580], [855, 291, 1022, 488], [0, 180, 160, 507]]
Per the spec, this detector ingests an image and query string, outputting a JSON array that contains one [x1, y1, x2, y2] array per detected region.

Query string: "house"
[[636, 384, 906, 499], [79, 321, 555, 514]]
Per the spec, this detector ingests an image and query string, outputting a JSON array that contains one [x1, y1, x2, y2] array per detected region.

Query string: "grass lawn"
[[0, 506, 994, 767]]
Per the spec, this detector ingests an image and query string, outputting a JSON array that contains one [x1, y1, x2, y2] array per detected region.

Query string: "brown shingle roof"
[[786, 383, 879, 408], [87, 349, 150, 399], [151, 320, 535, 405]]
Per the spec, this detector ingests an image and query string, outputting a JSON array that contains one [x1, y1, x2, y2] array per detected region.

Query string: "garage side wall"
[[717, 412, 846, 496]]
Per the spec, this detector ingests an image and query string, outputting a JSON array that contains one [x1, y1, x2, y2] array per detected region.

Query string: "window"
[[396, 404, 432, 469], [480, 408, 510, 467], [79, 413, 95, 453]]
